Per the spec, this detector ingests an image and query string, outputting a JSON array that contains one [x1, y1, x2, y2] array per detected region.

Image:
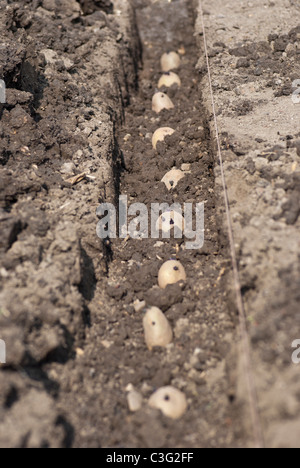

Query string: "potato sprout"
[[161, 52, 181, 72], [158, 72, 181, 88], [158, 260, 187, 289], [152, 92, 174, 113], [152, 127, 175, 149], [143, 306, 173, 350], [148, 386, 187, 419]]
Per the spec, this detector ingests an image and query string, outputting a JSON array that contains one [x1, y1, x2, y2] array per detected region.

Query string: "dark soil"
[[0, 0, 141, 448]]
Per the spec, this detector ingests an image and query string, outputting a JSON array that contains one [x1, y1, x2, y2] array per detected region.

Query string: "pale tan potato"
[[161, 168, 185, 190], [161, 51, 181, 72], [156, 210, 185, 234], [152, 127, 175, 149], [143, 306, 173, 351], [158, 260, 187, 289], [158, 72, 181, 88], [127, 389, 143, 412], [148, 386, 187, 419], [152, 92, 174, 113]]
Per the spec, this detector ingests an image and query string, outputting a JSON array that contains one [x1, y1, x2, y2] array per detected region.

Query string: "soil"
[[0, 0, 299, 449], [196, 0, 300, 448]]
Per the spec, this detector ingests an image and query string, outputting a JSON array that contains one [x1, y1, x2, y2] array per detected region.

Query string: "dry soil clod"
[[143, 306, 173, 351], [133, 299, 146, 313], [152, 93, 174, 113], [126, 388, 143, 413], [148, 386, 187, 419], [158, 260, 187, 289], [152, 127, 175, 149], [158, 72, 181, 89], [161, 168, 185, 190], [161, 51, 181, 72]]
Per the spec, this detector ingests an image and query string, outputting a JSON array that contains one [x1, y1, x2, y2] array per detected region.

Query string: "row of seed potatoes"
[[128, 52, 189, 420]]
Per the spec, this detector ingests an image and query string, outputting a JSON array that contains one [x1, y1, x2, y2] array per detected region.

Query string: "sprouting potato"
[[161, 168, 185, 190], [148, 386, 187, 419], [152, 92, 174, 113], [152, 127, 175, 149], [161, 51, 181, 72], [156, 210, 185, 234], [158, 260, 187, 289], [158, 72, 181, 89], [143, 306, 173, 351]]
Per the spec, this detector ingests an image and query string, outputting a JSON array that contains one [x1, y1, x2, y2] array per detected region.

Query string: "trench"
[[59, 0, 243, 448]]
